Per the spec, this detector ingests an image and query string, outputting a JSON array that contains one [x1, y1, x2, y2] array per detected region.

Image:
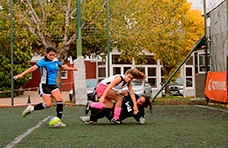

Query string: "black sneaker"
[[85, 101, 92, 115], [111, 118, 121, 124]]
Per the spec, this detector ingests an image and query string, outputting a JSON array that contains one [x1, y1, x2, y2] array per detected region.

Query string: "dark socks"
[[34, 103, 46, 111], [57, 101, 63, 119]]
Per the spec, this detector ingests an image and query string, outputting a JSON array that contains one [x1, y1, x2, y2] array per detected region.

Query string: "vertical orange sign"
[[205, 71, 227, 102]]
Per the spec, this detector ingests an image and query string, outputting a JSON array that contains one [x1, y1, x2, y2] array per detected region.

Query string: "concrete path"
[[0, 91, 70, 107]]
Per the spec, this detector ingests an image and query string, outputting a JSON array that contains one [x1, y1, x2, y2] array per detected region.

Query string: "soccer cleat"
[[59, 121, 66, 127], [85, 101, 92, 115], [111, 118, 121, 124], [80, 116, 91, 122], [80, 116, 96, 124], [22, 105, 33, 117], [139, 117, 145, 124]]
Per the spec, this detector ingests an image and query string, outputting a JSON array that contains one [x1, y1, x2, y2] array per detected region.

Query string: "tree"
[[134, 0, 204, 96], [148, 1, 204, 96], [10, 0, 153, 89], [0, 0, 32, 97], [1, 0, 204, 97], [2, 0, 146, 92], [12, 0, 164, 61]]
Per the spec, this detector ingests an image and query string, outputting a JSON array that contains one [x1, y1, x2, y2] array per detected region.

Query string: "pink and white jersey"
[[100, 75, 129, 89]]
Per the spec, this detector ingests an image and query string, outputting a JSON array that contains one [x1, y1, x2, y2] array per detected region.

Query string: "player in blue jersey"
[[80, 93, 152, 124], [13, 45, 78, 127]]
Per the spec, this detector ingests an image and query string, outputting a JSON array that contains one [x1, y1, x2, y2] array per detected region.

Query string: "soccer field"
[[1, 105, 228, 148]]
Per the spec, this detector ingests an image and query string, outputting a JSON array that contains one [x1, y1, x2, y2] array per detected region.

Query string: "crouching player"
[[80, 92, 152, 124]]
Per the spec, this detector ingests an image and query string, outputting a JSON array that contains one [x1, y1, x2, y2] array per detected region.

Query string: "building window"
[[112, 54, 131, 64], [98, 67, 106, 77], [186, 56, 193, 65], [97, 60, 106, 80], [194, 52, 198, 74], [98, 61, 106, 65], [113, 67, 121, 75], [138, 55, 157, 65], [195, 52, 210, 74], [160, 68, 165, 84], [124, 67, 131, 74], [136, 67, 145, 74], [148, 67, 156, 87], [186, 67, 193, 87], [61, 70, 68, 79]]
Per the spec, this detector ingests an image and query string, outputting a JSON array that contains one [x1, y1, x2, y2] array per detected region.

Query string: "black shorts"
[[39, 84, 59, 96]]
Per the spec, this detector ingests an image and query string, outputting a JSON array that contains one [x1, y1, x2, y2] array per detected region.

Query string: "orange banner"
[[205, 71, 227, 102]]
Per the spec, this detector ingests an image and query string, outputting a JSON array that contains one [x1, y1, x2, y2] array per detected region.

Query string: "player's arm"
[[133, 109, 145, 124], [112, 87, 128, 96], [128, 83, 138, 114], [60, 65, 78, 71], [13, 65, 39, 80]]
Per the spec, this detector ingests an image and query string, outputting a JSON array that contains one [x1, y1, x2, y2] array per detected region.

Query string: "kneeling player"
[[80, 93, 152, 124]]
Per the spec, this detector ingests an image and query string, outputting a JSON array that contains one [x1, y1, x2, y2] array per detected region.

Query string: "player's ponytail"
[[142, 95, 152, 114], [125, 68, 146, 80]]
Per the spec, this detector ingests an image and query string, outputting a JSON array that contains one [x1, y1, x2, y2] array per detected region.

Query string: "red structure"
[[85, 60, 96, 79]]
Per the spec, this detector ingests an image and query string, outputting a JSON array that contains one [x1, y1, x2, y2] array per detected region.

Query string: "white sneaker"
[[80, 116, 90, 122], [59, 121, 66, 127], [80, 116, 96, 124], [22, 105, 34, 117]]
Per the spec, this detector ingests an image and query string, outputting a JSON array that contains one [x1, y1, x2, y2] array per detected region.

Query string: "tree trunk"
[[165, 85, 170, 97], [163, 67, 170, 97]]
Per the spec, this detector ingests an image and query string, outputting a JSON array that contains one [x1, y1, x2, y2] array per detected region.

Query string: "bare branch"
[[70, 8, 77, 18], [55, 0, 65, 11], [70, 0, 85, 21], [26, 22, 37, 37], [65, 33, 77, 46], [39, 0, 46, 21], [94, 1, 106, 20], [25, 21, 47, 47], [25, 0, 41, 23]]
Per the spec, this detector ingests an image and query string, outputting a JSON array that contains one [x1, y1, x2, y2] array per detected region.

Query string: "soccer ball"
[[49, 116, 61, 128]]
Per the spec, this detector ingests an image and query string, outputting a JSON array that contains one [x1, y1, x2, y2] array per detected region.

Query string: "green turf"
[[1, 105, 228, 148]]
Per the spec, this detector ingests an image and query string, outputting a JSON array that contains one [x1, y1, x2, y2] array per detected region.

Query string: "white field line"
[[195, 105, 228, 113], [4, 116, 51, 148]]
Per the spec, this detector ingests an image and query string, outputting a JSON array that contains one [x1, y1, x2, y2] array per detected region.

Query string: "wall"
[[210, 0, 227, 71], [85, 61, 96, 79], [195, 74, 206, 98], [23, 62, 40, 91], [61, 62, 74, 91]]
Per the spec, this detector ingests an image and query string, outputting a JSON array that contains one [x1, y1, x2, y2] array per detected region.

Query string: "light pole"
[[77, 0, 82, 57], [10, 0, 14, 106], [106, 0, 110, 77]]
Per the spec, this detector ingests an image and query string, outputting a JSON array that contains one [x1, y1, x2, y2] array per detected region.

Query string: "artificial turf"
[[1, 105, 228, 148]]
